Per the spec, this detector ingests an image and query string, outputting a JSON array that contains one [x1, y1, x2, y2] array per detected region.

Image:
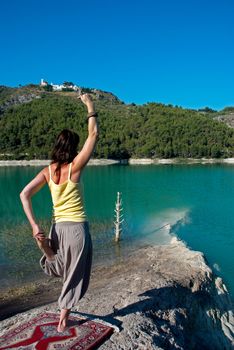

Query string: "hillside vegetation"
[[0, 85, 234, 159]]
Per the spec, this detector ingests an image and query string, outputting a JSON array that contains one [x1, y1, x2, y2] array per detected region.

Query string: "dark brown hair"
[[51, 129, 79, 174]]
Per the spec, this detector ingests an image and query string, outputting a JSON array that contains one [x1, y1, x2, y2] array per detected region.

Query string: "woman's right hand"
[[78, 93, 95, 112]]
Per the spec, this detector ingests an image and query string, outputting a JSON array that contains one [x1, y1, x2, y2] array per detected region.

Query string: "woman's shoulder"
[[40, 165, 50, 183], [70, 160, 82, 181]]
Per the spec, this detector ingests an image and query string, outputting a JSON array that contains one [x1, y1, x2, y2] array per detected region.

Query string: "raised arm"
[[73, 93, 99, 171], [20, 169, 47, 240]]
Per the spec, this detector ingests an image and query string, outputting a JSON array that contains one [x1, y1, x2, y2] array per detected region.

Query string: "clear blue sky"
[[1, 0, 233, 110]]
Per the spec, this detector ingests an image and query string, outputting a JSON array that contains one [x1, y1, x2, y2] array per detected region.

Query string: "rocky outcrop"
[[0, 93, 41, 114], [215, 113, 234, 128], [0, 240, 233, 349], [88, 240, 234, 349], [91, 88, 122, 104], [0, 88, 121, 116]]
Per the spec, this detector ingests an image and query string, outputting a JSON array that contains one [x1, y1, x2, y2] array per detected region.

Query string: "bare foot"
[[36, 238, 55, 261], [57, 308, 70, 333], [57, 319, 67, 333]]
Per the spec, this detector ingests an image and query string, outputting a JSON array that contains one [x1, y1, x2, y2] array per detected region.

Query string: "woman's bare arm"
[[73, 94, 99, 171], [20, 169, 47, 240]]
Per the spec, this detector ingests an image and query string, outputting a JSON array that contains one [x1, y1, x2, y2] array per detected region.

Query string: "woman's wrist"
[[87, 102, 95, 113], [87, 111, 98, 118]]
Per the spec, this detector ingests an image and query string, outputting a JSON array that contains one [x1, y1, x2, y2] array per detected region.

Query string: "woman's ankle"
[[44, 247, 55, 259], [59, 308, 70, 320], [38, 239, 55, 260], [46, 254, 55, 261]]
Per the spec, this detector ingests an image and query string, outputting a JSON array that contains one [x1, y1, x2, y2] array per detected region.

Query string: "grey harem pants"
[[40, 221, 92, 309]]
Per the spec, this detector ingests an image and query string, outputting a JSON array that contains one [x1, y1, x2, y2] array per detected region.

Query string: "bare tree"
[[114, 192, 124, 242]]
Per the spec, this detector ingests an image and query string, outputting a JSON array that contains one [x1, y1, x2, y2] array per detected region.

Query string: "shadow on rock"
[[103, 285, 234, 350]]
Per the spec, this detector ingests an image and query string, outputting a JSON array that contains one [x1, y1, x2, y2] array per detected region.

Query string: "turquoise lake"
[[0, 164, 233, 300]]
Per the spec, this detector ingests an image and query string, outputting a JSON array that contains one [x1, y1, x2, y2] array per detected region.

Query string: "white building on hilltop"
[[40, 78, 48, 87], [40, 79, 80, 92], [50, 83, 64, 91]]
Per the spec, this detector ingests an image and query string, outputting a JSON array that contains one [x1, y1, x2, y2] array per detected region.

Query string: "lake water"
[[0, 164, 233, 300]]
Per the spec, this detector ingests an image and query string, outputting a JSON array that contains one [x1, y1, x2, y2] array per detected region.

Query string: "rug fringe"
[[69, 312, 120, 333], [89, 318, 120, 333]]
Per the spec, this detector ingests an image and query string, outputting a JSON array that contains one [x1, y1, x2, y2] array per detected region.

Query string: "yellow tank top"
[[48, 163, 86, 223]]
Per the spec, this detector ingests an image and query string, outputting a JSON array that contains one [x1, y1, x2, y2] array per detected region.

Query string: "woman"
[[20, 93, 98, 332]]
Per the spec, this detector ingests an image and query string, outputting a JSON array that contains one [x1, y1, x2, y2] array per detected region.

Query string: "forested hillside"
[[0, 85, 234, 159]]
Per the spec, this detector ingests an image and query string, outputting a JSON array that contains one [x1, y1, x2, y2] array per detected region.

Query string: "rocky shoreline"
[[1, 157, 234, 166], [0, 239, 233, 349], [0, 159, 119, 166], [128, 157, 234, 165]]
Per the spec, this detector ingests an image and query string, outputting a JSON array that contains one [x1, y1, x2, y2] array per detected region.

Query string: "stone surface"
[[0, 239, 233, 349], [0, 93, 40, 114], [0, 159, 119, 166], [215, 113, 234, 128]]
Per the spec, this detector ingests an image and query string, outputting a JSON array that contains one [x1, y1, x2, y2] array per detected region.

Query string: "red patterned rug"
[[0, 312, 114, 350]]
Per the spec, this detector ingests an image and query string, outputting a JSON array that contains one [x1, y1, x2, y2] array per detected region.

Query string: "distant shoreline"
[[1, 157, 234, 166], [0, 159, 119, 166], [128, 157, 234, 164]]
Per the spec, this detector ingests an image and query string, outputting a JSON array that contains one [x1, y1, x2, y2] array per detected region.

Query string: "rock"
[[215, 113, 234, 128], [0, 240, 233, 349], [0, 93, 40, 114]]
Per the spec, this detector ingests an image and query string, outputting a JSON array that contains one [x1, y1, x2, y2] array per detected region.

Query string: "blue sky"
[[1, 0, 233, 110]]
